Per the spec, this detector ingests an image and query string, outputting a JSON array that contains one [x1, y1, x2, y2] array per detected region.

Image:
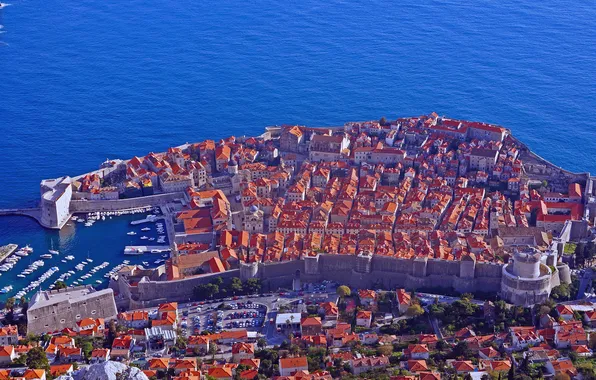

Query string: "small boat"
[[127, 231, 137, 236], [17, 274, 25, 278], [61, 260, 67, 263], [86, 258, 93, 263], [95, 280, 102, 284], [65, 255, 74, 261], [141, 227, 150, 231], [140, 236, 148, 240], [142, 261, 149, 266], [40, 254, 52, 259], [49, 241, 59, 255]]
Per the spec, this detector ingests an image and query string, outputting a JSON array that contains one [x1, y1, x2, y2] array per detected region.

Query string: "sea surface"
[[0, 0, 595, 299]]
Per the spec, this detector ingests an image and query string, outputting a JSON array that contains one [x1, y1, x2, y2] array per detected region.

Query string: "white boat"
[[17, 274, 25, 278], [49, 241, 59, 255], [22, 245, 33, 253], [40, 254, 52, 259], [140, 236, 148, 240], [141, 227, 150, 231], [95, 280, 102, 284], [86, 258, 93, 263], [127, 231, 137, 236], [61, 260, 67, 263], [142, 261, 149, 266], [16, 251, 29, 257], [65, 255, 74, 261]]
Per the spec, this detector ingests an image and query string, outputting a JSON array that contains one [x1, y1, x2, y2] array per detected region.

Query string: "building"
[[27, 286, 117, 335], [40, 176, 73, 229], [231, 343, 254, 362], [0, 326, 18, 346], [279, 357, 309, 376], [309, 134, 350, 162], [275, 313, 302, 332]]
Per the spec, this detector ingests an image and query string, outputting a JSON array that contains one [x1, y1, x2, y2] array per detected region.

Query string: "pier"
[[124, 245, 171, 255], [0, 244, 18, 263]]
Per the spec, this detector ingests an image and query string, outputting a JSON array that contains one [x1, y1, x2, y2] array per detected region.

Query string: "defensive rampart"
[[70, 192, 184, 213], [129, 252, 571, 308]]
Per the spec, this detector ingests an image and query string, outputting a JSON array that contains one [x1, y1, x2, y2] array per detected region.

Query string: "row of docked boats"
[[0, 245, 33, 272], [71, 206, 158, 228], [14, 266, 60, 299]]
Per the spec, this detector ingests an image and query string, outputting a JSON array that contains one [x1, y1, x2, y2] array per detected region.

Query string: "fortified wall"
[[69, 192, 184, 213], [125, 251, 571, 308]]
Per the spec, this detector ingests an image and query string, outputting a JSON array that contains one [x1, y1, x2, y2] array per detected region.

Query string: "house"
[[318, 302, 339, 322], [350, 355, 389, 375], [479, 347, 500, 360], [510, 326, 541, 349], [59, 347, 82, 363], [231, 343, 255, 362], [556, 305, 575, 321], [90, 348, 110, 363], [0, 325, 18, 346], [188, 335, 210, 354], [51, 336, 75, 348], [451, 360, 476, 374], [301, 317, 323, 336], [172, 358, 198, 374], [0, 346, 16, 366], [546, 359, 578, 378], [583, 310, 596, 328], [406, 344, 430, 360], [50, 364, 74, 378], [22, 369, 47, 380], [118, 311, 150, 329], [208, 366, 234, 380], [408, 360, 429, 372], [571, 344, 592, 357], [148, 358, 170, 373], [76, 318, 105, 337], [358, 289, 377, 308], [356, 311, 372, 328], [239, 368, 259, 380], [396, 289, 411, 314], [279, 357, 309, 376]]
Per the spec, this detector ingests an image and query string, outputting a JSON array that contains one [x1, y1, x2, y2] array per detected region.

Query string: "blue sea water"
[[0, 0, 595, 299]]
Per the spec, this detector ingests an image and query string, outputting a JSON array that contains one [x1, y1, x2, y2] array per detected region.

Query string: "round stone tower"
[[511, 249, 541, 278], [501, 247, 552, 306]]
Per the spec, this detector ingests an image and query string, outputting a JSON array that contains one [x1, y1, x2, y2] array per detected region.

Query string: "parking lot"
[[178, 298, 270, 337]]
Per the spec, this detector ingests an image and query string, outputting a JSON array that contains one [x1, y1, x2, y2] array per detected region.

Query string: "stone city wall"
[[70, 192, 184, 213]]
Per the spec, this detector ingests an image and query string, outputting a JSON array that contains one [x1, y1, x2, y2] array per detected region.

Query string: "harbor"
[[0, 206, 172, 302]]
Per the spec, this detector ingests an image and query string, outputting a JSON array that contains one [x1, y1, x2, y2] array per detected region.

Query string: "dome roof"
[[249, 205, 259, 213]]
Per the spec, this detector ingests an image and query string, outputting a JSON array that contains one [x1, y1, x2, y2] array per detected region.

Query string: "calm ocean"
[[0, 0, 594, 299]]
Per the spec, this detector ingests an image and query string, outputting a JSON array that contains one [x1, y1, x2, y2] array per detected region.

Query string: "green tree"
[[550, 283, 571, 301], [54, 280, 67, 290], [229, 277, 243, 295], [26, 347, 50, 371], [244, 278, 262, 294], [81, 340, 93, 359], [405, 304, 425, 318], [336, 285, 351, 298], [194, 283, 220, 300], [4, 297, 15, 311], [257, 338, 267, 349]]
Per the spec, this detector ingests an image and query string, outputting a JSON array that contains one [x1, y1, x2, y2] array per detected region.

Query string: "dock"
[[0, 244, 18, 263], [130, 215, 165, 225], [124, 245, 171, 255]]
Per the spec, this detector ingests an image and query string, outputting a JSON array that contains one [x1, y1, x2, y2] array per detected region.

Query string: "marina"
[[0, 206, 170, 301]]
